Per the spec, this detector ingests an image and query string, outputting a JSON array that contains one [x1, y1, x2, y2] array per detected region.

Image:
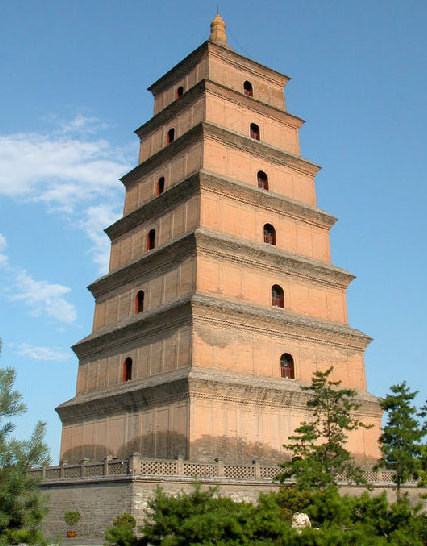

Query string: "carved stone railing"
[[28, 454, 418, 486]]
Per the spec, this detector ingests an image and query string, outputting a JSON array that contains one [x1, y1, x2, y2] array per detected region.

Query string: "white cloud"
[[0, 114, 133, 272], [14, 343, 71, 361], [79, 204, 121, 273], [11, 270, 77, 324], [0, 132, 129, 211], [0, 233, 7, 266]]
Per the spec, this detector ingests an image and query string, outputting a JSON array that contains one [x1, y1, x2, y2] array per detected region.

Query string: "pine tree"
[[278, 366, 371, 489], [0, 341, 50, 544], [377, 382, 426, 500]]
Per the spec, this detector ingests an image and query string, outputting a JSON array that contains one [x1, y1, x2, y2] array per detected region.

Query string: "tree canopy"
[[0, 342, 50, 545], [278, 366, 371, 489], [377, 382, 426, 499]]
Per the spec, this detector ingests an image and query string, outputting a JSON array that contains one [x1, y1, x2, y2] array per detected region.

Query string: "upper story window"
[[123, 357, 133, 382], [250, 123, 260, 141], [135, 290, 144, 313], [167, 128, 175, 145], [280, 353, 295, 379], [243, 81, 253, 97], [176, 86, 184, 98], [147, 229, 156, 251], [272, 284, 284, 308], [157, 177, 165, 195], [263, 224, 276, 245], [257, 170, 268, 190]]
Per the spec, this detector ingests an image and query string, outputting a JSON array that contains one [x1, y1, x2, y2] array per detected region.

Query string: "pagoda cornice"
[[122, 121, 320, 189], [106, 170, 335, 242], [56, 366, 381, 423], [147, 41, 290, 96], [135, 78, 303, 140], [204, 121, 321, 176], [194, 228, 353, 289], [72, 295, 193, 361], [89, 231, 196, 298], [191, 293, 372, 351], [56, 368, 190, 423], [73, 287, 369, 364]]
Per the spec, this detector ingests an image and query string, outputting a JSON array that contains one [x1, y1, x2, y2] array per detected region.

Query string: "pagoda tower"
[[57, 15, 382, 465]]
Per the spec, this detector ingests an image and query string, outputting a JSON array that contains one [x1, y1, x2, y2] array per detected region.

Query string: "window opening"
[[135, 290, 144, 313], [147, 229, 156, 251], [272, 284, 284, 308], [257, 170, 268, 190], [167, 128, 175, 144], [157, 177, 165, 195], [176, 86, 184, 98], [243, 81, 253, 97], [263, 224, 276, 245], [280, 354, 295, 379], [250, 123, 260, 140], [123, 357, 133, 382]]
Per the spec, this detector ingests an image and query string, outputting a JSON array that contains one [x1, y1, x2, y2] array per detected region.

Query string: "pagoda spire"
[[209, 12, 227, 45]]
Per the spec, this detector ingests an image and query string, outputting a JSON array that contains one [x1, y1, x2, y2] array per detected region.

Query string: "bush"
[[104, 513, 137, 546]]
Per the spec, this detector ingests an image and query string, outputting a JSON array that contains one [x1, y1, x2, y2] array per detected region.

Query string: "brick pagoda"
[[57, 14, 382, 466]]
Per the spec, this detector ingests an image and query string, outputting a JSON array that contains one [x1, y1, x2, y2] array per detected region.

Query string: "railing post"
[[59, 460, 67, 478], [177, 456, 184, 476], [104, 455, 113, 476], [254, 461, 261, 479], [41, 462, 48, 480], [80, 458, 89, 478], [129, 452, 141, 475], [216, 459, 224, 477]]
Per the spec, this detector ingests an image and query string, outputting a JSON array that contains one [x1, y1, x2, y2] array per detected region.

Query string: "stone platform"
[[32, 455, 425, 541]]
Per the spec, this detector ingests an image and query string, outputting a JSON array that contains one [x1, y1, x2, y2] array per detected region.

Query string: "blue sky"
[[1, 1, 426, 463]]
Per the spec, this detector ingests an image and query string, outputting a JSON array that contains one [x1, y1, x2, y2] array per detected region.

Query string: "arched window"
[[263, 224, 276, 245], [272, 284, 284, 308], [157, 177, 165, 195], [243, 81, 253, 97], [250, 123, 260, 141], [147, 229, 155, 251], [257, 170, 268, 190], [123, 357, 133, 382], [176, 86, 184, 98], [135, 290, 144, 313], [280, 354, 295, 379], [167, 128, 175, 144]]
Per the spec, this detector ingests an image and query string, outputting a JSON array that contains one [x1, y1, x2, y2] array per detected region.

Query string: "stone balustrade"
[[28, 455, 416, 486]]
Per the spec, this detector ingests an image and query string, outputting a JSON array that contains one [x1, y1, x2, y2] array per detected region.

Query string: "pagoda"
[[57, 14, 382, 465]]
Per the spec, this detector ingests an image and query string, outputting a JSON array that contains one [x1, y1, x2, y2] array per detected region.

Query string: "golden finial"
[[209, 12, 227, 45]]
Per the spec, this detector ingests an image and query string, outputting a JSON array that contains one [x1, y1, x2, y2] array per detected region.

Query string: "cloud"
[[79, 204, 121, 273], [10, 270, 77, 324], [0, 114, 133, 273], [0, 233, 7, 265], [0, 132, 129, 211], [14, 343, 72, 361]]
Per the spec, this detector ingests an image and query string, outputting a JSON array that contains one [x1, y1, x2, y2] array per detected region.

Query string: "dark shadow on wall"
[[189, 435, 289, 465], [61, 432, 189, 464]]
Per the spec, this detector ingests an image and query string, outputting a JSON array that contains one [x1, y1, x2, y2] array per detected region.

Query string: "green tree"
[[0, 342, 50, 545], [278, 366, 371, 489], [104, 513, 138, 546], [377, 382, 426, 500]]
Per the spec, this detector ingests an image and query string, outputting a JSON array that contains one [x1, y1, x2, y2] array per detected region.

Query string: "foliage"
[[0, 342, 50, 545], [137, 484, 296, 546], [377, 382, 427, 499], [278, 366, 371, 488], [101, 484, 427, 546], [64, 510, 81, 527], [104, 513, 137, 546]]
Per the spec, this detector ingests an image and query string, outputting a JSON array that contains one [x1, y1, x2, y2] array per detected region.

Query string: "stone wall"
[[34, 456, 426, 541]]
